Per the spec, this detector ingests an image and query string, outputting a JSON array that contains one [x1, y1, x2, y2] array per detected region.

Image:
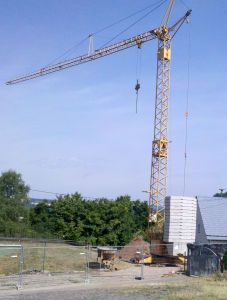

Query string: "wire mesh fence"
[[0, 245, 21, 289], [0, 241, 187, 290]]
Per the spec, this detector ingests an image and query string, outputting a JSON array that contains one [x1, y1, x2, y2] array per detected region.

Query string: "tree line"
[[0, 170, 147, 245], [1, 170, 224, 245]]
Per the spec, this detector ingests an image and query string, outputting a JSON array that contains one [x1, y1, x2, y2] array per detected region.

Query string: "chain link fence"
[[0, 241, 187, 290]]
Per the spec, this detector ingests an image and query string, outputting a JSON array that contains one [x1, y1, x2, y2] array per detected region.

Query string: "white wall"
[[164, 196, 197, 255], [165, 242, 188, 256], [164, 196, 227, 255]]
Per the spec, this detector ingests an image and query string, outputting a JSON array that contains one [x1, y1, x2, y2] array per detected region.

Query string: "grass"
[[0, 248, 16, 256], [163, 275, 227, 300], [120, 272, 227, 300], [0, 246, 21, 276], [0, 240, 96, 275], [0, 240, 132, 276]]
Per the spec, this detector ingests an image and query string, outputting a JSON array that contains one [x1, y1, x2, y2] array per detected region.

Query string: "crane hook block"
[[135, 80, 140, 92]]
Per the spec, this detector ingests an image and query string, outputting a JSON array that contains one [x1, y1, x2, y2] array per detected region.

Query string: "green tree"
[[132, 200, 148, 230], [0, 170, 30, 202], [48, 193, 148, 246], [29, 200, 54, 237], [51, 193, 86, 241], [213, 191, 227, 197], [0, 170, 32, 237]]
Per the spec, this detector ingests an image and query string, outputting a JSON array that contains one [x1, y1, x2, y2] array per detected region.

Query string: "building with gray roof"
[[196, 197, 227, 244], [163, 196, 227, 255]]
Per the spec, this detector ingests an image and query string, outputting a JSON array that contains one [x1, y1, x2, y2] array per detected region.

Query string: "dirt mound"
[[117, 236, 150, 263]]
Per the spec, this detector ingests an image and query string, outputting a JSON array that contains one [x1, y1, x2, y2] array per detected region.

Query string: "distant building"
[[163, 196, 227, 255], [28, 198, 54, 207]]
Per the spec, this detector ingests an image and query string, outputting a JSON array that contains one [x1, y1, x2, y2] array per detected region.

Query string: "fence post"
[[42, 241, 47, 273], [184, 251, 186, 273], [17, 246, 24, 290], [140, 245, 144, 280], [85, 245, 90, 283]]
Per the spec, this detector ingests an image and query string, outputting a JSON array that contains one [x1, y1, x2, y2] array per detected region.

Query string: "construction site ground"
[[0, 265, 192, 299]]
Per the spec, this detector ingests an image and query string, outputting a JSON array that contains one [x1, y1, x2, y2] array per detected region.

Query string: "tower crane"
[[6, 1, 191, 227]]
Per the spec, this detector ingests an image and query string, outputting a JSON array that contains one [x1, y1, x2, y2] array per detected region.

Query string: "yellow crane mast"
[[6, 1, 191, 227], [149, 0, 175, 225]]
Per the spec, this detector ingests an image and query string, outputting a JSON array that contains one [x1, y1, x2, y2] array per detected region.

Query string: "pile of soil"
[[117, 236, 150, 263]]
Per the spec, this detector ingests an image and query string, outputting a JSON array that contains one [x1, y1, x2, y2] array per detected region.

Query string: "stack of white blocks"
[[164, 196, 197, 255]]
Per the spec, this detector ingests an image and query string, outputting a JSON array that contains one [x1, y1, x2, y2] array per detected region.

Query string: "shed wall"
[[208, 240, 227, 244]]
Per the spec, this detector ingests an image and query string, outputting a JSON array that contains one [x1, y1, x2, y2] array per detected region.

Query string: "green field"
[[121, 272, 227, 300], [0, 241, 131, 276], [0, 241, 93, 275], [0, 248, 16, 256]]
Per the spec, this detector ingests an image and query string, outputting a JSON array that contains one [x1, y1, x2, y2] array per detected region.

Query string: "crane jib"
[[6, 8, 191, 86], [6, 30, 158, 85]]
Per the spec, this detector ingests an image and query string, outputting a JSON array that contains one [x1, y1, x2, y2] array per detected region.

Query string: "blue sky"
[[0, 0, 226, 201]]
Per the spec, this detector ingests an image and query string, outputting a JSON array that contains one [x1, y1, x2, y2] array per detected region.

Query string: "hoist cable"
[[136, 48, 139, 79], [136, 47, 142, 80], [183, 21, 191, 196], [135, 47, 142, 113]]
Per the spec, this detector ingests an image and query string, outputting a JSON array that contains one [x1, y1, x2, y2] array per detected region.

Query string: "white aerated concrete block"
[[164, 196, 197, 255]]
